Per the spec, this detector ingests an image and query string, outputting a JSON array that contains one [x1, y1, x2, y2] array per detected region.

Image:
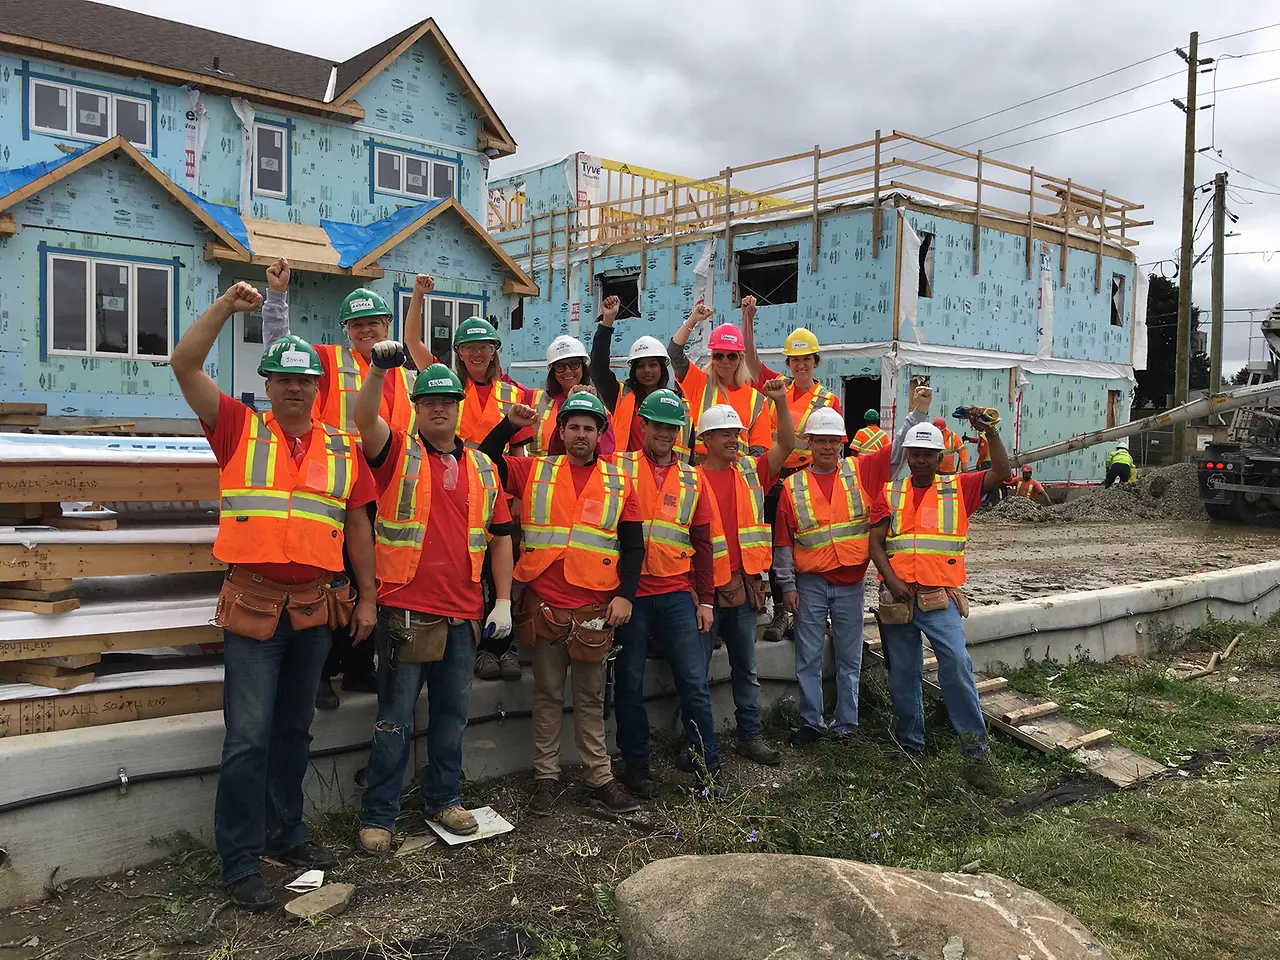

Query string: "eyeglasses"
[[712, 352, 741, 362], [551, 359, 584, 373], [459, 343, 496, 355]]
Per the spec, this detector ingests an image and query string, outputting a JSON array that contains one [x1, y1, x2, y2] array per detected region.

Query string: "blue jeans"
[[361, 611, 476, 830], [214, 615, 332, 885], [710, 600, 763, 740], [793, 573, 864, 735], [615, 591, 721, 769], [879, 595, 988, 757]]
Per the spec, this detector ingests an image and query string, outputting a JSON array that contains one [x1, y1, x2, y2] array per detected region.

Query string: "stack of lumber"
[[0, 435, 226, 736], [0, 401, 45, 428]]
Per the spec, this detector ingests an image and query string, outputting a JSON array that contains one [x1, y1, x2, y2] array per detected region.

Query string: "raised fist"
[[910, 385, 933, 415], [220, 282, 262, 315], [568, 384, 599, 397], [741, 295, 758, 323], [414, 274, 435, 296], [688, 300, 714, 326], [507, 403, 538, 429], [265, 259, 290, 293], [760, 377, 788, 401], [370, 340, 407, 369], [602, 295, 621, 323]]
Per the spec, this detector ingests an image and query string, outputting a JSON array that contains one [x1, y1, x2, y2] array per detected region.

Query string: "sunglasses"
[[551, 359, 583, 373], [712, 351, 741, 362]]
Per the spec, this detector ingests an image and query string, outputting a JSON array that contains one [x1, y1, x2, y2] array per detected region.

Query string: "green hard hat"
[[638, 389, 687, 427], [453, 316, 502, 348], [558, 391, 609, 427], [410, 363, 465, 401], [258, 334, 323, 377], [339, 288, 391, 325], [864, 408, 880, 423]]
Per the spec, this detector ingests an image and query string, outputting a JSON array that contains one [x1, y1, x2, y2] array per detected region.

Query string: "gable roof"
[[0, 1, 516, 154], [0, 137, 252, 258]]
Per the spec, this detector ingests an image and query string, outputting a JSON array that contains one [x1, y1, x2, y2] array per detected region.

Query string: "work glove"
[[371, 340, 407, 369], [953, 405, 1000, 430], [484, 599, 512, 640]]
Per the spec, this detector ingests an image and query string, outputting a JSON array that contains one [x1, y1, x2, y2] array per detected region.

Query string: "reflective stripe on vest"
[[695, 380, 764, 455], [853, 426, 888, 453], [373, 437, 498, 591], [516, 456, 629, 590], [616, 450, 700, 576], [214, 414, 355, 569], [316, 344, 414, 436], [528, 389, 557, 455], [784, 384, 838, 468], [702, 457, 772, 586], [883, 474, 968, 588], [785, 458, 869, 573], [1016, 480, 1035, 498], [458, 379, 524, 448]]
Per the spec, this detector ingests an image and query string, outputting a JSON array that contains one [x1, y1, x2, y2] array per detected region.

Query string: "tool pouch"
[[876, 585, 914, 626], [745, 574, 768, 613], [568, 603, 614, 663], [948, 587, 970, 618], [323, 578, 357, 631], [387, 609, 449, 663], [214, 572, 286, 642], [514, 590, 574, 647], [286, 581, 330, 633], [917, 586, 952, 613], [716, 571, 748, 608]]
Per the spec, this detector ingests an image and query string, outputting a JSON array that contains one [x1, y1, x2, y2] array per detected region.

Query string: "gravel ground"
[[977, 463, 1208, 525]]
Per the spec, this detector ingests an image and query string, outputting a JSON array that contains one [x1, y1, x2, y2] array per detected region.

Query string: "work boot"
[[594, 780, 642, 814], [619, 762, 658, 800], [315, 678, 340, 711], [788, 724, 825, 747], [529, 779, 558, 816], [961, 756, 1005, 796], [225, 874, 276, 910], [737, 737, 783, 766], [430, 804, 479, 836], [276, 840, 336, 870], [341, 672, 377, 694], [762, 609, 790, 642], [475, 651, 501, 681], [499, 649, 522, 681], [357, 827, 392, 855]]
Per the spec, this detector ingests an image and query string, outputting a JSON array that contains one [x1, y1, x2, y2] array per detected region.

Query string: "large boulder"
[[615, 854, 1110, 960]]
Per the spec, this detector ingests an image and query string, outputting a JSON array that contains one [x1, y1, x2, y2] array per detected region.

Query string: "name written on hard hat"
[[790, 340, 807, 350], [428, 378, 452, 387], [348, 298, 375, 312], [660, 396, 680, 407], [463, 326, 486, 336], [281, 350, 309, 368]]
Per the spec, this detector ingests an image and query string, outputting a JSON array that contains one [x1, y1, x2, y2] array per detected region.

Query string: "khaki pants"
[[531, 635, 611, 787]]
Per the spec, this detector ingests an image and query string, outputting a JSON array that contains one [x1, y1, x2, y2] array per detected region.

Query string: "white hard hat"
[[699, 404, 744, 433], [804, 407, 846, 438], [1115, 437, 1130, 451], [627, 336, 668, 363], [546, 335, 588, 366], [903, 423, 945, 450]]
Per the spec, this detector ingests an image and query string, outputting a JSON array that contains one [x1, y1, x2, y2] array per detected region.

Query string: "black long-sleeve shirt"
[[589, 318, 622, 410]]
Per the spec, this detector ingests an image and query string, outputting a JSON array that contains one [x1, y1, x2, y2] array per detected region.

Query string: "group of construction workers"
[[171, 260, 1012, 909]]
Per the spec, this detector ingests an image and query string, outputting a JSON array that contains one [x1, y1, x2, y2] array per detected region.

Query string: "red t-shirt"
[[774, 466, 868, 585], [369, 432, 512, 619], [700, 454, 775, 574], [755, 361, 844, 413], [474, 380, 537, 446], [505, 457, 641, 608], [625, 410, 646, 453], [631, 457, 715, 600], [868, 470, 988, 525], [202, 393, 377, 583], [316, 348, 400, 418]]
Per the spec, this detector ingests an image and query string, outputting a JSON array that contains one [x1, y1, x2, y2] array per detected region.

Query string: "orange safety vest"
[[772, 382, 839, 470], [616, 450, 702, 578], [515, 456, 631, 590], [314, 344, 415, 437], [1015, 479, 1038, 498], [852, 425, 888, 455], [373, 435, 498, 593], [214, 412, 356, 571], [458, 378, 524, 448], [784, 459, 871, 574], [883, 474, 969, 588], [611, 386, 693, 459], [938, 429, 967, 473], [701, 458, 772, 587], [691, 379, 766, 456]]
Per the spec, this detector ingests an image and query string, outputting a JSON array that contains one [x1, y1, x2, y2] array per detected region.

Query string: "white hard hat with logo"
[[546, 335, 588, 366], [804, 407, 846, 438], [902, 423, 945, 450], [627, 335, 668, 363], [699, 404, 744, 433]]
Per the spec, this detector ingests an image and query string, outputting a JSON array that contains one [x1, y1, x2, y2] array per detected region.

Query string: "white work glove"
[[484, 599, 512, 640], [370, 339, 407, 369]]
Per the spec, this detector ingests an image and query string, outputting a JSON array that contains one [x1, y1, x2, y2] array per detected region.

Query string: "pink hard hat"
[[708, 323, 744, 352], [932, 417, 947, 429]]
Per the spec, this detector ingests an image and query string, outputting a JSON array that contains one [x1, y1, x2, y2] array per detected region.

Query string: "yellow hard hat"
[[782, 327, 820, 357]]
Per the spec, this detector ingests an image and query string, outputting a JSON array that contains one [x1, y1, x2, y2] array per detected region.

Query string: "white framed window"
[[253, 122, 288, 198], [375, 146, 457, 201], [47, 254, 172, 360], [399, 291, 479, 363], [29, 78, 151, 149]]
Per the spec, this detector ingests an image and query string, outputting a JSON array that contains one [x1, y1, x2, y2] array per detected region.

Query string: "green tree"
[[1231, 366, 1252, 386], [1135, 274, 1204, 408]]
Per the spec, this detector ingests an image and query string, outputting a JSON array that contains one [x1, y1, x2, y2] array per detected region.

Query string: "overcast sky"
[[98, 0, 1280, 374]]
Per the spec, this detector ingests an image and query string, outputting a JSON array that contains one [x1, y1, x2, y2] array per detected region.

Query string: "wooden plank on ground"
[[0, 682, 223, 737], [0, 585, 78, 602], [0, 403, 46, 416], [43, 514, 120, 532], [1002, 701, 1060, 724], [4, 579, 74, 592], [0, 415, 41, 427], [1059, 729, 1113, 751], [0, 463, 218, 503], [0, 663, 94, 689], [28, 653, 101, 669], [0, 625, 221, 663], [975, 677, 1009, 694], [0, 542, 223, 581], [0, 597, 80, 614]]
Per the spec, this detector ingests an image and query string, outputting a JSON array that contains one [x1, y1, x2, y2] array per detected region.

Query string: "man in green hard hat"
[[851, 407, 888, 456], [170, 282, 380, 909], [351, 340, 514, 847], [260, 259, 424, 705]]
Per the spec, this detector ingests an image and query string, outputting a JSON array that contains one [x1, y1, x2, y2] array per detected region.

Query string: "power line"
[[1201, 21, 1280, 45], [1202, 151, 1280, 192]]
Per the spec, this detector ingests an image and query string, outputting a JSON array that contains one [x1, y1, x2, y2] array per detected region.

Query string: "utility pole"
[[1173, 30, 1198, 461], [1210, 171, 1226, 396]]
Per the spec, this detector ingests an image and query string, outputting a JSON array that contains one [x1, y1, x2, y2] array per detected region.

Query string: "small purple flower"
[[870, 831, 881, 840], [746, 829, 759, 844], [700, 787, 710, 798], [674, 829, 681, 841]]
